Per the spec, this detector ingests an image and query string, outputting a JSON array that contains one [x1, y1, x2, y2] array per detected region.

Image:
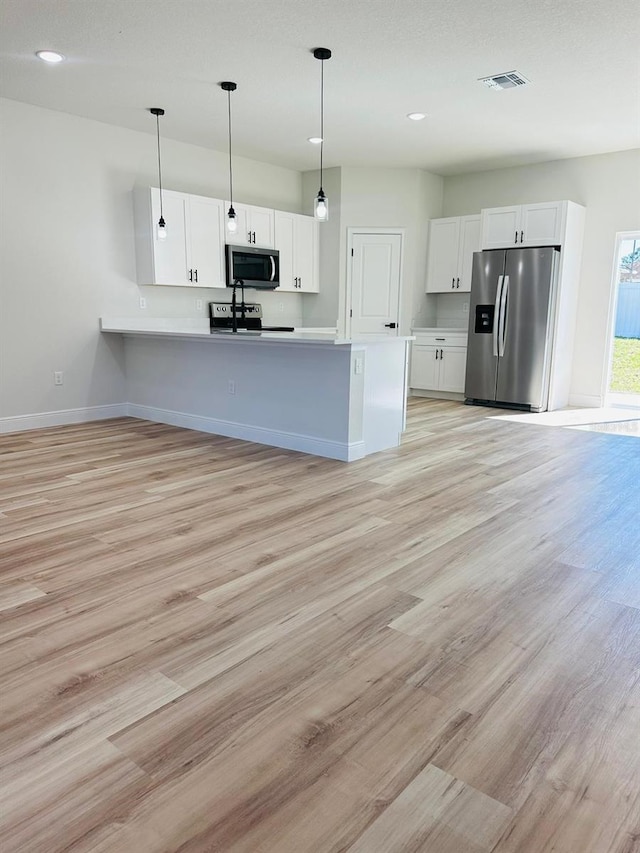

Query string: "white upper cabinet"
[[274, 211, 319, 293], [187, 195, 226, 287], [134, 188, 225, 288], [480, 201, 566, 249], [225, 202, 275, 248], [426, 215, 480, 293]]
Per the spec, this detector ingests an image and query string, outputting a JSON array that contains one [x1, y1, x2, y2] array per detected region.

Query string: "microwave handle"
[[270, 256, 276, 281]]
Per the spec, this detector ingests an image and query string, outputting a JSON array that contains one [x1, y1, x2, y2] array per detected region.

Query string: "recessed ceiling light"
[[36, 50, 65, 63], [407, 112, 426, 121], [307, 136, 323, 144]]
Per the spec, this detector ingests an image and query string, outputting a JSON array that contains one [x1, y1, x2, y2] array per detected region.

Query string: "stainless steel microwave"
[[225, 244, 280, 289]]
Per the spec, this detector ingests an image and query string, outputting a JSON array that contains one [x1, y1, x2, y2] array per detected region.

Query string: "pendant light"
[[149, 108, 167, 241], [220, 81, 238, 234], [313, 47, 332, 221]]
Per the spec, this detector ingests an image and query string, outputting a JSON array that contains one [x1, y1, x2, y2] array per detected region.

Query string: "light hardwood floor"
[[1, 398, 639, 852]]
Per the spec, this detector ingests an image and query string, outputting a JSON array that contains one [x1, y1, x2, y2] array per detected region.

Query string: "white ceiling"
[[1, 0, 639, 176]]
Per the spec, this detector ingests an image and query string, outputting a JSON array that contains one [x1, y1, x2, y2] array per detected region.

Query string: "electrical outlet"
[[196, 299, 203, 311], [228, 379, 236, 395], [139, 297, 147, 310], [354, 357, 363, 375], [463, 302, 469, 313], [54, 371, 63, 386]]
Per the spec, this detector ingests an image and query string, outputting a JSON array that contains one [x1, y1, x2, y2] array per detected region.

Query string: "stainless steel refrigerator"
[[464, 246, 560, 412]]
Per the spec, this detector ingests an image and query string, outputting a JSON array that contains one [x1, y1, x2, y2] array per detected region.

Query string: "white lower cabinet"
[[410, 331, 468, 394], [274, 211, 319, 293]]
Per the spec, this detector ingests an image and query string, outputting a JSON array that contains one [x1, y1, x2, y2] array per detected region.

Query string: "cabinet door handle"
[[435, 337, 445, 341], [188, 269, 193, 282], [248, 231, 252, 243], [456, 277, 460, 288], [193, 269, 198, 283], [451, 277, 455, 289], [440, 349, 443, 359], [435, 349, 439, 360], [298, 277, 302, 288], [384, 322, 397, 329], [514, 230, 518, 243], [520, 230, 524, 243]]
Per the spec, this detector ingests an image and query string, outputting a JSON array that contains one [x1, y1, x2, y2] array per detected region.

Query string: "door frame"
[[344, 227, 405, 339], [602, 230, 640, 406]]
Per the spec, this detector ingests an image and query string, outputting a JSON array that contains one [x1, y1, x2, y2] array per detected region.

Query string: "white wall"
[[0, 98, 303, 423], [301, 167, 343, 329], [302, 166, 444, 334], [442, 149, 640, 403]]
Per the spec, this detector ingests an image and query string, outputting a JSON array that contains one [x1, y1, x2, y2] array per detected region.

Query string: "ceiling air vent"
[[479, 71, 530, 90]]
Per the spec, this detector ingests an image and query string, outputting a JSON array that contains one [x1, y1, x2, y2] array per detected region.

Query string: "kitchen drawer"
[[412, 331, 468, 348]]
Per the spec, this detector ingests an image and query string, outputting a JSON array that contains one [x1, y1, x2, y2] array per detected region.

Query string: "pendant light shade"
[[220, 81, 238, 234], [149, 108, 167, 240], [312, 47, 331, 222]]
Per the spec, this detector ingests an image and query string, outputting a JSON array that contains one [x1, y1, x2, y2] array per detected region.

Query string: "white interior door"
[[350, 232, 402, 336]]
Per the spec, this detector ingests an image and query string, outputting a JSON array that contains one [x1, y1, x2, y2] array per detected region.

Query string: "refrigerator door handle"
[[492, 275, 504, 357], [498, 275, 509, 357]]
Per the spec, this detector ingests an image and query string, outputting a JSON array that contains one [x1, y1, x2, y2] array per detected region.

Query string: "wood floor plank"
[[1, 401, 639, 852], [346, 763, 512, 853]]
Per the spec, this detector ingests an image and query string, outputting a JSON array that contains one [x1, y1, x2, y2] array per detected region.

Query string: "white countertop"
[[100, 318, 413, 346]]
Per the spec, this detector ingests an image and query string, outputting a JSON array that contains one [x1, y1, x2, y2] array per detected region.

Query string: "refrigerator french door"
[[464, 247, 559, 412]]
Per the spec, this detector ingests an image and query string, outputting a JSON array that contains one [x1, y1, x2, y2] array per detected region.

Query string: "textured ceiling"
[[1, 0, 639, 175]]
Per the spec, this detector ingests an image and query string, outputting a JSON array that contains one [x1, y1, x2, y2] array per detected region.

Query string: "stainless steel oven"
[[225, 244, 279, 289]]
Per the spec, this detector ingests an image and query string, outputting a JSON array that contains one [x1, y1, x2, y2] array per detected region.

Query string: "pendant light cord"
[[155, 113, 164, 220], [227, 90, 234, 205], [319, 58, 324, 190]]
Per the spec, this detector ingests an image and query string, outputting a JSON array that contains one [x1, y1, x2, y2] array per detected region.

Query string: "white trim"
[[127, 404, 362, 462], [602, 230, 640, 403], [344, 227, 405, 339], [0, 404, 128, 435], [568, 394, 603, 408], [409, 390, 465, 402]]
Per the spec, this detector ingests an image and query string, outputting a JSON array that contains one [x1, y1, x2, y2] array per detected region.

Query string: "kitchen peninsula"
[[101, 319, 412, 461]]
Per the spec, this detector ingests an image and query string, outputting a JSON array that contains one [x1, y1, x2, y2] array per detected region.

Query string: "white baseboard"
[[128, 403, 359, 462], [409, 390, 465, 401], [0, 404, 128, 435], [567, 394, 603, 408]]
